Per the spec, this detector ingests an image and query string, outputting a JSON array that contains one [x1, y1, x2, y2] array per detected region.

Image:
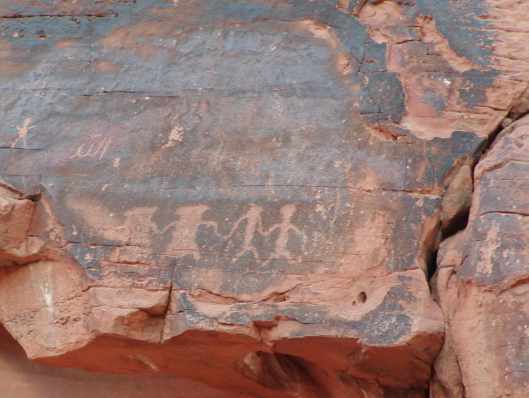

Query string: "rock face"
[[1, 1, 529, 397], [432, 116, 529, 398]]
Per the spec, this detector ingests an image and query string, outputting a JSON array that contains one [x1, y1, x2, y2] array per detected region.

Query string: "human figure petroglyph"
[[222, 203, 304, 262], [226, 203, 265, 260], [121, 207, 215, 249], [69, 197, 304, 264], [11, 118, 34, 148], [165, 205, 219, 259], [161, 203, 304, 263], [122, 208, 162, 246], [70, 135, 112, 160], [266, 203, 304, 262]]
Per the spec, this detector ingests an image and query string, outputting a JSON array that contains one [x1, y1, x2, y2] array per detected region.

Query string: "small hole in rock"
[[357, 291, 367, 303]]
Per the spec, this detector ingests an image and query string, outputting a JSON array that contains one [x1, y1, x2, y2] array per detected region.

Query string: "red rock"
[[432, 116, 529, 398], [1, 0, 529, 397]]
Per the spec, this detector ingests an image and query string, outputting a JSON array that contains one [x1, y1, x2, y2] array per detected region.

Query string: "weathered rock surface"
[[1, 0, 529, 397], [432, 116, 529, 398], [0, 324, 250, 398]]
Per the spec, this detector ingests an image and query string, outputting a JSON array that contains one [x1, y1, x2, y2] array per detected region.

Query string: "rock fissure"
[[429, 108, 529, 397], [427, 107, 529, 285]]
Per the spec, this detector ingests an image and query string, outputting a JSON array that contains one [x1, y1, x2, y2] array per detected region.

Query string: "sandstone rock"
[[1, 0, 529, 397], [432, 116, 529, 398], [0, 184, 44, 265], [440, 164, 473, 236], [0, 324, 250, 398]]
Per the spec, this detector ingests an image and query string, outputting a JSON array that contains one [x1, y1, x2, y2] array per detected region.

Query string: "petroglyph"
[[163, 203, 305, 263], [161, 99, 206, 149], [68, 198, 306, 265], [226, 204, 265, 260], [221, 203, 304, 263], [67, 199, 173, 246], [165, 205, 216, 259], [70, 135, 112, 160], [266, 204, 303, 262], [162, 125, 184, 149], [11, 118, 34, 148], [122, 207, 167, 247]]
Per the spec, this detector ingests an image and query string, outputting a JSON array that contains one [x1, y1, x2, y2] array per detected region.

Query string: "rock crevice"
[[431, 112, 529, 398]]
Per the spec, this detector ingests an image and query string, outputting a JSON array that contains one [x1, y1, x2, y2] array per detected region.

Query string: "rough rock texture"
[[0, 325, 251, 398], [1, 0, 529, 397], [432, 116, 529, 398]]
